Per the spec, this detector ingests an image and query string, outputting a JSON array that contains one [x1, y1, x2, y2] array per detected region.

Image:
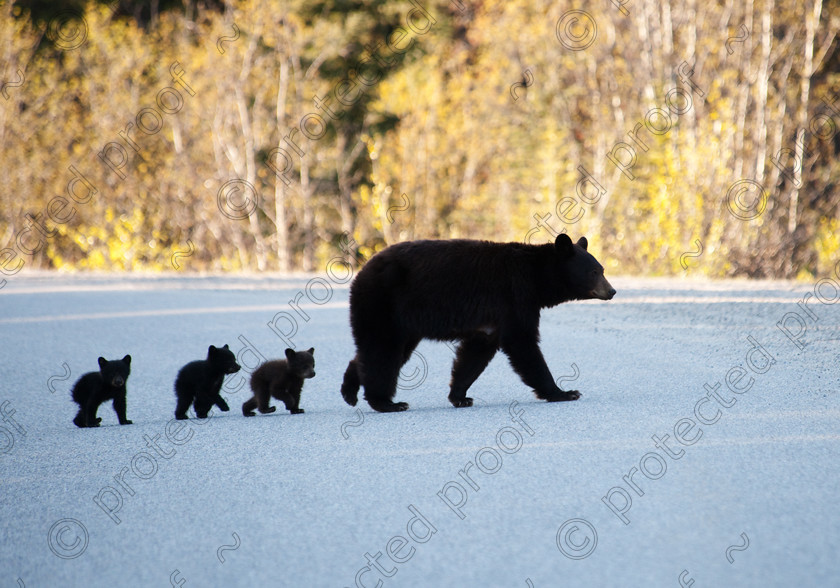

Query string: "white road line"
[[0, 296, 815, 324], [0, 301, 349, 324]]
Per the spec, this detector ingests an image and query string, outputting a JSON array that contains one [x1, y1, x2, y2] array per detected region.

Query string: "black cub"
[[71, 355, 133, 428], [243, 348, 315, 416], [174, 344, 241, 420]]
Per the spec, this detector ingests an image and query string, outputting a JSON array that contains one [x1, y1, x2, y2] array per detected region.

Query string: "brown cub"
[[243, 348, 316, 416]]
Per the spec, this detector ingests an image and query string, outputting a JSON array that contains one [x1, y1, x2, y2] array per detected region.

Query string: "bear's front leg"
[[289, 393, 304, 414], [281, 382, 304, 414], [541, 389, 581, 401], [242, 396, 257, 416], [500, 335, 580, 402], [113, 395, 132, 425]]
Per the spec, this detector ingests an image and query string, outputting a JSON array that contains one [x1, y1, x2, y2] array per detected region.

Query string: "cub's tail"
[[340, 358, 360, 406]]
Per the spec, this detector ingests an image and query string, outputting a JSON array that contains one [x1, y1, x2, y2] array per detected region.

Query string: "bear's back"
[[251, 360, 288, 388], [175, 360, 209, 388], [350, 239, 550, 340], [71, 371, 103, 402]]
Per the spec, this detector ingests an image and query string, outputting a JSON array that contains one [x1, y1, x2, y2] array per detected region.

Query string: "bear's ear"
[[122, 354, 131, 365], [222, 344, 230, 350], [285, 348, 296, 361], [577, 236, 588, 251], [307, 347, 315, 355], [208, 345, 217, 354], [554, 233, 574, 257], [98, 357, 108, 369]]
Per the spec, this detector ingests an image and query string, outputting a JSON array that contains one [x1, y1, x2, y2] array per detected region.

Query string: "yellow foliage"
[[815, 217, 840, 277], [0, 0, 835, 278]]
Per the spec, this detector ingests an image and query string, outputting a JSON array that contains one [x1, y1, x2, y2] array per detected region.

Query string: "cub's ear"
[[208, 345, 217, 354], [285, 348, 296, 361], [98, 357, 108, 369], [122, 354, 132, 365], [307, 347, 315, 355], [577, 236, 588, 251], [222, 344, 230, 350], [554, 233, 574, 257]]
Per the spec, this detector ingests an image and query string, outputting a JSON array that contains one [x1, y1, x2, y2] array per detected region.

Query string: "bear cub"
[[71, 355, 133, 428], [174, 344, 241, 420], [243, 348, 315, 416]]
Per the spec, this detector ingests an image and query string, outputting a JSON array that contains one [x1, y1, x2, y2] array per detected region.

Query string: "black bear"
[[174, 344, 241, 420], [341, 234, 615, 412], [71, 355, 133, 428], [242, 348, 316, 416]]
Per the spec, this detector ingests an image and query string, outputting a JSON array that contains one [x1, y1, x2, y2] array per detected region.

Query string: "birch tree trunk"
[[233, 34, 267, 270], [274, 57, 291, 272], [787, 0, 821, 242]]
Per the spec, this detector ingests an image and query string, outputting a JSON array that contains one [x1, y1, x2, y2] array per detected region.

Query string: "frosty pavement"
[[0, 273, 838, 587]]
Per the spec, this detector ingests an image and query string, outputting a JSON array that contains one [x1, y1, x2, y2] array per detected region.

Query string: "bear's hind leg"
[[175, 393, 193, 420], [242, 396, 259, 416], [449, 333, 499, 408], [253, 387, 275, 414], [73, 408, 86, 428], [340, 358, 360, 406], [359, 347, 408, 412], [401, 336, 421, 364], [84, 400, 102, 428]]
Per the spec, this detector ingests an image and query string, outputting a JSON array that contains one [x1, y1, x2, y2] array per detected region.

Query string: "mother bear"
[[340, 234, 615, 412]]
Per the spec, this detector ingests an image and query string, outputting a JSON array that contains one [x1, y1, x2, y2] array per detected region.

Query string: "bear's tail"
[[340, 358, 360, 406]]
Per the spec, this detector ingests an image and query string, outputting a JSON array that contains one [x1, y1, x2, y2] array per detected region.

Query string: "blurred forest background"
[[0, 0, 838, 279]]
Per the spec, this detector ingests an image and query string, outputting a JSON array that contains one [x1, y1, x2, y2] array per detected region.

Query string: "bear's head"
[[553, 234, 616, 301], [98, 355, 131, 388], [285, 347, 316, 379], [207, 344, 241, 374]]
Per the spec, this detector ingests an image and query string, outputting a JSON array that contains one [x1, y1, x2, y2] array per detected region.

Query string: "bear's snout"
[[591, 276, 616, 300]]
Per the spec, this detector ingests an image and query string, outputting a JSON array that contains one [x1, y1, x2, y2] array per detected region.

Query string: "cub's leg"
[[215, 394, 230, 412], [113, 394, 132, 425], [256, 383, 276, 414], [175, 392, 193, 420], [242, 396, 259, 417], [276, 381, 304, 414]]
